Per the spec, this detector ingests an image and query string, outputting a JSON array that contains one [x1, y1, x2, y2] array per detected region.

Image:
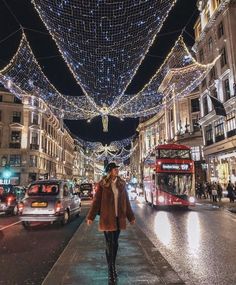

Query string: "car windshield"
[[80, 184, 92, 192], [28, 183, 59, 196]]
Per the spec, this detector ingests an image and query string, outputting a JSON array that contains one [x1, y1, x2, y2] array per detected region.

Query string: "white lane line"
[[0, 221, 21, 231]]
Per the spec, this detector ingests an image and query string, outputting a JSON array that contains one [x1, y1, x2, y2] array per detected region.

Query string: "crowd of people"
[[196, 181, 236, 203]]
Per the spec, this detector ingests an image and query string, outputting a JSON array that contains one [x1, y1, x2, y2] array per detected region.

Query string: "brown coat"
[[87, 176, 135, 231]]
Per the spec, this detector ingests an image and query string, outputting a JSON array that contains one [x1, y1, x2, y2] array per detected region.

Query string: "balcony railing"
[[215, 135, 225, 143], [9, 142, 21, 148], [227, 129, 236, 138]]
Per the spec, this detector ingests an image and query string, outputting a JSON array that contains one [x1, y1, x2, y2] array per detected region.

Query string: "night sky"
[[0, 0, 198, 144]]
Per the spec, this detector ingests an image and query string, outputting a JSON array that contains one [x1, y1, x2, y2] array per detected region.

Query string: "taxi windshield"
[[28, 184, 59, 196]]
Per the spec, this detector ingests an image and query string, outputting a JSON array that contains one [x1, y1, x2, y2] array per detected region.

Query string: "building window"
[[11, 131, 21, 142], [31, 132, 38, 147], [191, 146, 201, 161], [199, 49, 204, 62], [12, 111, 21, 123], [227, 111, 236, 137], [211, 87, 218, 98], [0, 95, 2, 102], [224, 79, 231, 101], [32, 113, 39, 125], [208, 37, 213, 52], [215, 118, 224, 136], [203, 96, 209, 116], [210, 66, 216, 81], [14, 96, 22, 104], [202, 78, 206, 88], [0, 110, 1, 121], [9, 155, 21, 167], [29, 155, 38, 167], [217, 21, 224, 39], [220, 47, 227, 67], [191, 98, 200, 112], [205, 124, 213, 145]]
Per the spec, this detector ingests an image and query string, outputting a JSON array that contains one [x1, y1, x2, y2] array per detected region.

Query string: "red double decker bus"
[[143, 144, 195, 208]]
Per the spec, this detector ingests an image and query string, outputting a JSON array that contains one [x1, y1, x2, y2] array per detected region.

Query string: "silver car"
[[19, 180, 81, 228]]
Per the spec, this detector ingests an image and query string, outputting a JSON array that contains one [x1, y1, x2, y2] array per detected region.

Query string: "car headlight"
[[189, 196, 195, 203], [158, 196, 165, 203]]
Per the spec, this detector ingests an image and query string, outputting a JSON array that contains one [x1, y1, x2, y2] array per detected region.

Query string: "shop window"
[[12, 111, 21, 123], [220, 47, 227, 68], [9, 155, 21, 167], [217, 21, 224, 39], [191, 98, 200, 112]]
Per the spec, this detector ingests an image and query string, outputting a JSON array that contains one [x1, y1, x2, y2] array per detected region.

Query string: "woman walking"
[[87, 162, 135, 284]]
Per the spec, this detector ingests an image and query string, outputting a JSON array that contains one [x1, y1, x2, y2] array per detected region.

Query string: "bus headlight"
[[158, 196, 165, 203], [189, 196, 195, 203]]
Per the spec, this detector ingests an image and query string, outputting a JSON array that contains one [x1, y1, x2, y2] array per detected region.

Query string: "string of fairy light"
[[31, 0, 177, 109], [75, 135, 137, 163], [0, 1, 219, 134]]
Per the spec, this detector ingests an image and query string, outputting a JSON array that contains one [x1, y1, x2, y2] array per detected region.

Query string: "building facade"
[[194, 0, 236, 186], [135, 89, 206, 185], [0, 88, 76, 186]]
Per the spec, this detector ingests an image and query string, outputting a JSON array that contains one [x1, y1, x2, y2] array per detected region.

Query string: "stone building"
[[194, 0, 236, 186], [0, 88, 76, 186]]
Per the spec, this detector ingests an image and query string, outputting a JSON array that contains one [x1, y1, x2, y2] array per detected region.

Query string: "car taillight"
[[55, 201, 62, 213], [18, 202, 24, 212], [7, 196, 13, 205]]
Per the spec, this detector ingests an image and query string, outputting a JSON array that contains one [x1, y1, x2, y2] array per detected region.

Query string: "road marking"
[[0, 221, 21, 231]]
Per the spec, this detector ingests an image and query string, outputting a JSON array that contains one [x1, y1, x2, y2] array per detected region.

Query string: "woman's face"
[[110, 167, 119, 178]]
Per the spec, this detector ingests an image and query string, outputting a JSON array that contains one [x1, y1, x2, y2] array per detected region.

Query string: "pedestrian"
[[227, 181, 235, 203], [212, 182, 218, 203], [217, 182, 223, 202], [86, 162, 135, 284]]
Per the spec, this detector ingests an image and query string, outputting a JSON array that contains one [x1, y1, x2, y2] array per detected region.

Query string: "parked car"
[[18, 180, 81, 228], [0, 184, 19, 215], [79, 183, 94, 200]]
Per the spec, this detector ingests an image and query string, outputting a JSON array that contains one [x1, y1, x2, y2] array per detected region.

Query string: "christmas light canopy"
[[32, 0, 177, 108]]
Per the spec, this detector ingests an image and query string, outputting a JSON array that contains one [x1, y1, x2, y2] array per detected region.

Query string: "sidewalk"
[[42, 217, 185, 285], [196, 197, 236, 213]]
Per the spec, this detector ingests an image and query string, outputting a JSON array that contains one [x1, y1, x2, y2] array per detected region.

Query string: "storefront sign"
[[162, 164, 189, 171]]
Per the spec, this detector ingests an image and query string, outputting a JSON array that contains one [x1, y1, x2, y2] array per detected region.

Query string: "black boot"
[[106, 244, 115, 283]]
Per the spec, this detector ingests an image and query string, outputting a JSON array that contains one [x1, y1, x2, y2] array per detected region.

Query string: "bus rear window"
[[28, 184, 59, 196], [159, 149, 191, 159]]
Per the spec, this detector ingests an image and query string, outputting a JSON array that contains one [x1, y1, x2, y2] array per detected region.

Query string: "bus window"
[[157, 173, 192, 196]]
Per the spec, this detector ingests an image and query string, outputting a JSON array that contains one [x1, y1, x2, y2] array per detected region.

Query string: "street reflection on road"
[[187, 212, 201, 256], [154, 212, 172, 246]]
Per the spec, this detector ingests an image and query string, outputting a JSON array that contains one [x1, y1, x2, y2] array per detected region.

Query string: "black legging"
[[104, 218, 120, 271]]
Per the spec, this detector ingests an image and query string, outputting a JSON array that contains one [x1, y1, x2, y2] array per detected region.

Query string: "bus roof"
[[155, 144, 191, 150]]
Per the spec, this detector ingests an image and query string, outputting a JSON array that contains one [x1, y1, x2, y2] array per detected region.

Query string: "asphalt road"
[[0, 204, 90, 285], [133, 199, 236, 285], [1, 200, 236, 285]]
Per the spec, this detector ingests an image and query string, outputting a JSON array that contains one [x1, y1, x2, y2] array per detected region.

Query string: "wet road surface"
[[133, 199, 236, 285]]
